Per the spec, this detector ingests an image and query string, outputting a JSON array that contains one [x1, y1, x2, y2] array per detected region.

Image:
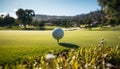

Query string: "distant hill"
[[33, 10, 105, 21], [33, 14, 72, 21]]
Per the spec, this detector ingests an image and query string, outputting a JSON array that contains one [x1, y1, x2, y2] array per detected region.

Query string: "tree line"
[[0, 14, 16, 27], [0, 8, 35, 29], [0, 9, 105, 29]]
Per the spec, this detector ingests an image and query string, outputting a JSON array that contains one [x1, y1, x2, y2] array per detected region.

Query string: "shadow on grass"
[[58, 43, 79, 49]]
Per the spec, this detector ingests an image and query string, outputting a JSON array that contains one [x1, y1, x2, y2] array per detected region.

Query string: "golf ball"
[[52, 28, 64, 40]]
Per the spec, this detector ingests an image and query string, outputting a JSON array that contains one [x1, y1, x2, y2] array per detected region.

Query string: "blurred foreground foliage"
[[1, 45, 120, 69]]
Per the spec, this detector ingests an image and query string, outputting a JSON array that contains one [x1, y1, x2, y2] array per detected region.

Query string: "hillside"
[[33, 10, 105, 21], [33, 14, 72, 21]]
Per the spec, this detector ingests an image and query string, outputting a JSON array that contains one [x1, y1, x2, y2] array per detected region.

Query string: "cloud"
[[13, 9, 17, 12], [0, 12, 17, 18]]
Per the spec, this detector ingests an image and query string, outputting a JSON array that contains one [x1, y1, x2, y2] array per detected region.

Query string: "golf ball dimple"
[[52, 28, 64, 40]]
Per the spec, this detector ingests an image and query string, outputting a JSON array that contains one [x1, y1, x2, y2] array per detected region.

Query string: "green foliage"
[[1, 46, 120, 69], [39, 22, 45, 30], [0, 15, 4, 26], [107, 18, 116, 26], [0, 14, 15, 27], [16, 8, 35, 29], [98, 0, 120, 25], [32, 20, 39, 27], [4, 14, 15, 27]]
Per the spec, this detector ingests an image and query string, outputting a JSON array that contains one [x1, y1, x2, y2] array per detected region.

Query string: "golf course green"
[[0, 30, 120, 64]]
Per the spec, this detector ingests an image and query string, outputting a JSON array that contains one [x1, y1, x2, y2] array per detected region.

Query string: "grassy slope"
[[0, 30, 120, 64], [91, 25, 120, 31], [0, 26, 57, 30]]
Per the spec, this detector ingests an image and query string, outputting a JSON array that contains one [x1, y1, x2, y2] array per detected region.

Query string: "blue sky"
[[0, 0, 100, 17]]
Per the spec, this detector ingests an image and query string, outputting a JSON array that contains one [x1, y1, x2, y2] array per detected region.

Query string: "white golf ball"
[[52, 28, 64, 40]]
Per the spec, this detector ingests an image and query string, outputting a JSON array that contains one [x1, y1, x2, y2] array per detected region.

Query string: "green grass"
[[90, 25, 120, 31], [0, 26, 58, 30], [0, 26, 23, 30], [0, 30, 120, 65], [0, 25, 120, 31]]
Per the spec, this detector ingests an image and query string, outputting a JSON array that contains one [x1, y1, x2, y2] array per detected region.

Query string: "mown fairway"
[[0, 30, 120, 64]]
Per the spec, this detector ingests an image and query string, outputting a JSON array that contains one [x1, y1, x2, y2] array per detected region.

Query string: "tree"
[[24, 9, 35, 25], [0, 15, 4, 26], [4, 14, 15, 27], [39, 22, 44, 28], [107, 18, 116, 26], [61, 19, 68, 28], [98, 0, 120, 25], [16, 8, 35, 29], [32, 20, 39, 27]]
